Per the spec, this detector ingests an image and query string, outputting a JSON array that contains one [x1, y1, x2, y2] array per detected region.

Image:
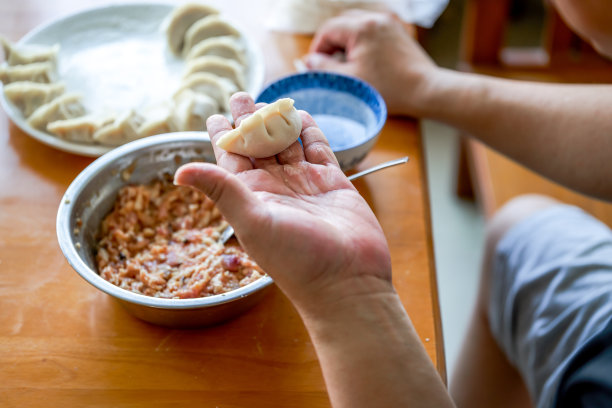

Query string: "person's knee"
[[477, 194, 560, 308], [485, 194, 559, 256]]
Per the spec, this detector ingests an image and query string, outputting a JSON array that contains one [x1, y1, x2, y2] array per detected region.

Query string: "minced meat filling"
[[96, 180, 264, 299]]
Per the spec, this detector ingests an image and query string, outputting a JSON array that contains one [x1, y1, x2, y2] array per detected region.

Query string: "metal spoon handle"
[[219, 157, 409, 244], [347, 156, 409, 181], [219, 222, 237, 244]]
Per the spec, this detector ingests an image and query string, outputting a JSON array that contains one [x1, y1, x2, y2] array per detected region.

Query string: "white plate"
[[0, 3, 265, 157]]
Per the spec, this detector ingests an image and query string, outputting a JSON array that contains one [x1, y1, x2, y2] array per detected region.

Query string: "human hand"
[[305, 10, 438, 116], [174, 93, 393, 315]]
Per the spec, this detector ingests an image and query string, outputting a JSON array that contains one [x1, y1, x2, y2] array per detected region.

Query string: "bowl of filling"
[[257, 71, 387, 171], [56, 132, 273, 328]]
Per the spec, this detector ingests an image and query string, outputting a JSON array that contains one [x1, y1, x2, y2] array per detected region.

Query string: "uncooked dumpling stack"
[[0, 37, 90, 141], [0, 37, 123, 145], [0, 3, 251, 149], [165, 3, 249, 130]]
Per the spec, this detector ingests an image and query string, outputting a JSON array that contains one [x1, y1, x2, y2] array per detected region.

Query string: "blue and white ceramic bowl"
[[257, 71, 387, 171]]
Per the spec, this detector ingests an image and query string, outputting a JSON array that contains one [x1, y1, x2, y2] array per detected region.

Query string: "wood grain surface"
[[0, 1, 444, 406]]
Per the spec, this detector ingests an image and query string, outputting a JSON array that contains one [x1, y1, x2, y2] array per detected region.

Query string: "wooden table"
[[0, 1, 444, 406]]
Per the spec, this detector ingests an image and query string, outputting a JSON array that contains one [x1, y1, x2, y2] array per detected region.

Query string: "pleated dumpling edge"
[[216, 98, 302, 158]]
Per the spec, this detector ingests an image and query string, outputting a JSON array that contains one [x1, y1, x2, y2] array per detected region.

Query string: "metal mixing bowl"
[[56, 133, 274, 328]]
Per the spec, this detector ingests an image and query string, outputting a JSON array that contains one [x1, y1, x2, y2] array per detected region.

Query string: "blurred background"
[[421, 0, 612, 378], [422, 0, 486, 379]]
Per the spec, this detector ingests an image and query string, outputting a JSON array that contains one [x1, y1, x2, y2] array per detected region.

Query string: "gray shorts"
[[489, 205, 612, 408]]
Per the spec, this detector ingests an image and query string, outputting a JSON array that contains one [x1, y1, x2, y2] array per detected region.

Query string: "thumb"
[[174, 162, 259, 230], [304, 52, 346, 71]]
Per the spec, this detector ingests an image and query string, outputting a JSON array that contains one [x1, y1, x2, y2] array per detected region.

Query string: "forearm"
[[299, 286, 454, 408], [415, 68, 612, 201]]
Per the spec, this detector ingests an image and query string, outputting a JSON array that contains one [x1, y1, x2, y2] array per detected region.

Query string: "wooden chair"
[[455, 0, 612, 227]]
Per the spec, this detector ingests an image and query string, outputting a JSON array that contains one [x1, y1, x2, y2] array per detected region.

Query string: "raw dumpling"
[[164, 3, 219, 55], [137, 103, 179, 137], [175, 72, 230, 112], [1, 37, 59, 66], [182, 15, 240, 57], [47, 114, 114, 143], [173, 89, 219, 131], [185, 36, 246, 65], [27, 93, 85, 130], [3, 81, 65, 117], [184, 56, 246, 90], [0, 62, 55, 84], [93, 110, 145, 146], [216, 98, 302, 158]]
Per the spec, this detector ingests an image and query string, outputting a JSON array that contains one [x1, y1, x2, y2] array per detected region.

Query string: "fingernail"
[[304, 53, 324, 68], [173, 172, 182, 186], [173, 166, 188, 186]]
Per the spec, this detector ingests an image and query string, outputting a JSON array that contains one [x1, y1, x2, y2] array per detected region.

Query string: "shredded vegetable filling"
[[96, 181, 264, 298]]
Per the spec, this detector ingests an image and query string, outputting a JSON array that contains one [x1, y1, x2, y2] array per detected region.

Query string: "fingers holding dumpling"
[[215, 94, 335, 168], [276, 139, 306, 165], [206, 114, 232, 145], [229, 92, 257, 126], [228, 93, 278, 168], [216, 97, 302, 159], [299, 110, 340, 168], [227, 94, 305, 165], [206, 114, 253, 173]]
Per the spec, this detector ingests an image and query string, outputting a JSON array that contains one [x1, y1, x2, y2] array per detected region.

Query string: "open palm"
[[175, 93, 392, 311]]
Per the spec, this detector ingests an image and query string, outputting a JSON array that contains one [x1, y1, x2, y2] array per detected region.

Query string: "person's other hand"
[[174, 93, 393, 315], [305, 10, 438, 116]]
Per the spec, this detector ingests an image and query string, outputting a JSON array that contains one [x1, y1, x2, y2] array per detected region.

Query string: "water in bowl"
[[282, 88, 377, 151], [312, 114, 367, 150]]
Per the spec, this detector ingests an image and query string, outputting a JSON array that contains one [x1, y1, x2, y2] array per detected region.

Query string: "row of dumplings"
[[164, 2, 250, 110], [0, 39, 86, 137], [0, 39, 148, 146], [0, 3, 250, 147]]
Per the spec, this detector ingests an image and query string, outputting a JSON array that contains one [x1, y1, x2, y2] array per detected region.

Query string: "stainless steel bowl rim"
[[56, 132, 274, 310]]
